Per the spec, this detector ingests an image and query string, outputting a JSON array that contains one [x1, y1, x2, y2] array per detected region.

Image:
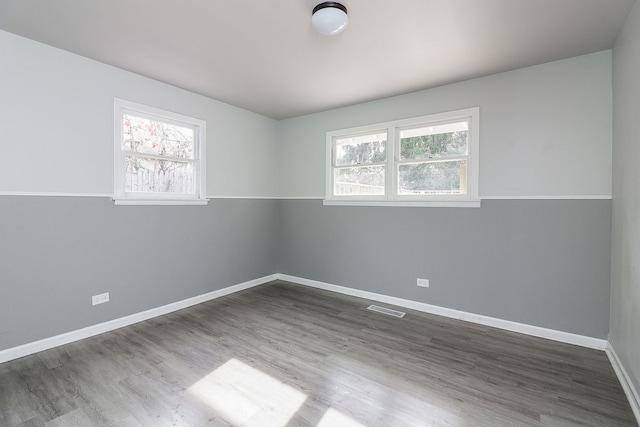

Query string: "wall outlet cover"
[[417, 278, 430, 288], [92, 292, 110, 305]]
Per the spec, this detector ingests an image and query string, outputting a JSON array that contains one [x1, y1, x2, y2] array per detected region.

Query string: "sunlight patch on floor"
[[317, 408, 366, 427], [188, 358, 307, 426]]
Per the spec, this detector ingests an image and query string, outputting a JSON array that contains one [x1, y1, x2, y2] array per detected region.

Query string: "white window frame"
[[325, 107, 480, 207], [113, 98, 207, 205]]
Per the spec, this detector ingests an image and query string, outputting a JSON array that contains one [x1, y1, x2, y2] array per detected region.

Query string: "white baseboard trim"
[[0, 273, 610, 364], [0, 274, 278, 365], [277, 274, 608, 350], [606, 344, 640, 424]]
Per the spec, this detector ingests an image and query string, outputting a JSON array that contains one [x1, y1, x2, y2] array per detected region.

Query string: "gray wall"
[[0, 196, 613, 352], [611, 0, 640, 398], [0, 197, 279, 351], [273, 51, 615, 342], [0, 31, 618, 354], [280, 199, 611, 338], [0, 30, 282, 353]]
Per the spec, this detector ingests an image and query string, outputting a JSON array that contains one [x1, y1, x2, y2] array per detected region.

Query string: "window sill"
[[322, 199, 481, 208], [113, 198, 209, 206]]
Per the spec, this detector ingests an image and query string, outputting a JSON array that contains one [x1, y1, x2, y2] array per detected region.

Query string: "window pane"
[[398, 160, 467, 195], [123, 114, 194, 159], [334, 166, 385, 196], [400, 121, 468, 161], [335, 133, 386, 166], [125, 156, 195, 194]]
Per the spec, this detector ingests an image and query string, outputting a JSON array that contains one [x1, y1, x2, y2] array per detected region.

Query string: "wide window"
[[113, 99, 207, 205], [325, 108, 479, 207]]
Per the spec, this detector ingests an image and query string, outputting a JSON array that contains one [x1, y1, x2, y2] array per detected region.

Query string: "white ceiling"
[[0, 0, 635, 119]]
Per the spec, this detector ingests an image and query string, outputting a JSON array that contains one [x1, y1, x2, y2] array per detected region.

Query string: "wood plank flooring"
[[0, 281, 636, 426]]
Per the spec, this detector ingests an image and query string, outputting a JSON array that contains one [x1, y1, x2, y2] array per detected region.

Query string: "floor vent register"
[[367, 305, 406, 318]]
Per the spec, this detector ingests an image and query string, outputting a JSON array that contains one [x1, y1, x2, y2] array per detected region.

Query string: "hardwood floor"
[[0, 281, 636, 426]]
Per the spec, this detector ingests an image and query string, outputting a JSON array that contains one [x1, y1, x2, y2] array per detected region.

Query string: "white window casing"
[[325, 107, 480, 207], [113, 98, 207, 205]]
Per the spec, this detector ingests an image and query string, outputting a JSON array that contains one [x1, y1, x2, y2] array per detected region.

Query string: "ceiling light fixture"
[[311, 2, 348, 36]]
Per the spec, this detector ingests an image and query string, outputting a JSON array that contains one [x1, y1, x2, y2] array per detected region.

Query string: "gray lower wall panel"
[[279, 199, 611, 339], [0, 197, 280, 351], [0, 197, 612, 352]]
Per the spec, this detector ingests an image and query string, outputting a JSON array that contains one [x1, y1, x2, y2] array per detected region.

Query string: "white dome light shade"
[[312, 2, 348, 35]]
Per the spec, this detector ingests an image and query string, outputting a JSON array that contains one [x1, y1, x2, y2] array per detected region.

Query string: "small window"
[[113, 99, 207, 205], [326, 108, 479, 207]]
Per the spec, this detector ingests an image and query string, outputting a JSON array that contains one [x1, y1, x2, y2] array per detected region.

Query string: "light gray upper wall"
[[611, 0, 640, 400], [277, 51, 612, 198], [0, 30, 279, 197]]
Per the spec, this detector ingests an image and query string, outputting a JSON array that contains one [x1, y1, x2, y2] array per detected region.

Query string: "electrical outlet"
[[92, 292, 110, 305], [417, 278, 430, 288]]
